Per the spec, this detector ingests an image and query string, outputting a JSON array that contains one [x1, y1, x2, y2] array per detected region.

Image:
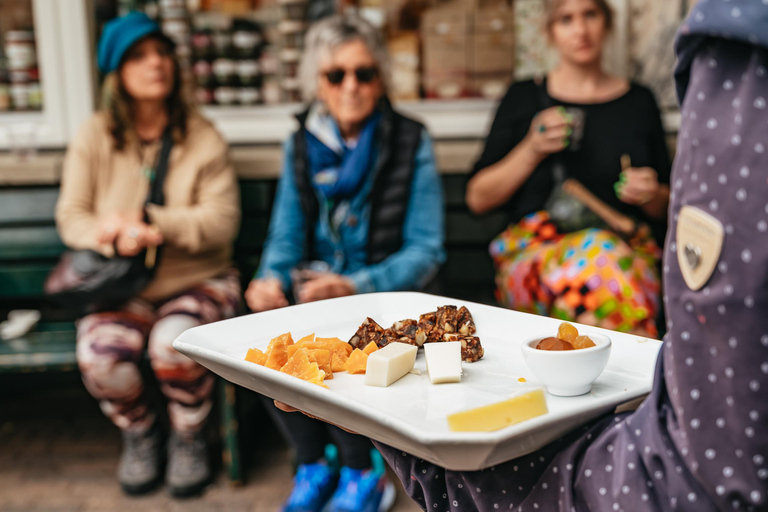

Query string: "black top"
[[471, 79, 671, 243]]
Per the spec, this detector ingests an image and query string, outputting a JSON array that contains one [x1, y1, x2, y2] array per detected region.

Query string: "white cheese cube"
[[424, 342, 462, 384], [364, 342, 418, 387]]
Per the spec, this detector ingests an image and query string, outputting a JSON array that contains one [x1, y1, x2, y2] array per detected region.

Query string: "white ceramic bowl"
[[521, 332, 612, 396]]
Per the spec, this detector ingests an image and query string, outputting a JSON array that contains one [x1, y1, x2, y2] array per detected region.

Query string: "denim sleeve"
[[348, 130, 446, 293], [254, 138, 306, 291]]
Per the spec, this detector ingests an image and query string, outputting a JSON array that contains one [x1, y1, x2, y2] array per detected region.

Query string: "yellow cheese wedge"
[[447, 389, 548, 432]]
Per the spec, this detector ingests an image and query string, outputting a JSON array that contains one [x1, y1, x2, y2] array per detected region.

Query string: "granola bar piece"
[[389, 318, 427, 347], [436, 305, 460, 335], [456, 306, 477, 335], [348, 317, 387, 350], [444, 333, 484, 362], [418, 311, 440, 343]]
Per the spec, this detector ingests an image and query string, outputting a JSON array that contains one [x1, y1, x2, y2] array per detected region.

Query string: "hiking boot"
[[117, 423, 163, 495], [166, 430, 210, 498]]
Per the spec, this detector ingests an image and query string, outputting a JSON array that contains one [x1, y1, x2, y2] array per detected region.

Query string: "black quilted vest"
[[292, 101, 424, 264]]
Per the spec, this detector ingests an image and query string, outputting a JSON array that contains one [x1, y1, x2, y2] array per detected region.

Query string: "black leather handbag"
[[44, 130, 173, 313]]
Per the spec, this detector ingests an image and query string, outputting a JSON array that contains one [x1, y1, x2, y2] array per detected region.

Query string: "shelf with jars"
[[0, 0, 93, 151], [0, 0, 680, 153], [87, 0, 523, 143]]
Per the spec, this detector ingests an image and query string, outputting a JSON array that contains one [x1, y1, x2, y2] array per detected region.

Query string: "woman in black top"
[[467, 0, 670, 337]]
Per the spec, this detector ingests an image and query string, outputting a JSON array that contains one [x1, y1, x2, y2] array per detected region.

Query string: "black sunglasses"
[[324, 67, 378, 85]]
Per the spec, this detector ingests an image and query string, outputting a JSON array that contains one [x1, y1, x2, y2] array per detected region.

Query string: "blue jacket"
[[256, 126, 446, 295]]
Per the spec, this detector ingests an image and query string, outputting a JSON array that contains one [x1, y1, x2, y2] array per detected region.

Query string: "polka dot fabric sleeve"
[[374, 423, 597, 512], [372, 38, 768, 512], [659, 39, 768, 511]]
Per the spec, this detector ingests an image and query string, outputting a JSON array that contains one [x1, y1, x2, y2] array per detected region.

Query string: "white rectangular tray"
[[173, 292, 661, 471]]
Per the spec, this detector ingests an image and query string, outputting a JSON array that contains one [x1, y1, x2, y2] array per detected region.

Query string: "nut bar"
[[444, 333, 484, 362], [418, 311, 441, 343], [436, 305, 459, 335], [348, 317, 387, 350], [389, 319, 427, 347], [457, 306, 477, 335]]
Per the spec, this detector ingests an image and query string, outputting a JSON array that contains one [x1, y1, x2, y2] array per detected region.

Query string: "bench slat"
[[0, 188, 59, 224], [0, 322, 77, 372], [0, 226, 65, 260], [0, 263, 53, 297]]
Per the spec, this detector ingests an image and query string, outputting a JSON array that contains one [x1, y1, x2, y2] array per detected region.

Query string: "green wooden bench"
[[0, 174, 502, 482], [0, 181, 276, 485]]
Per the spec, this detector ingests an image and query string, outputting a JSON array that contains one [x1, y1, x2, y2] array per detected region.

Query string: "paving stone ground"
[[0, 374, 421, 512]]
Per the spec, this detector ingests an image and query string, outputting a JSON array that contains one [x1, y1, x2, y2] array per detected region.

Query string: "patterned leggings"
[[76, 271, 240, 434]]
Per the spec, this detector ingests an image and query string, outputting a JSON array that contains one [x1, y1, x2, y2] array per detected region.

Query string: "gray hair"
[[299, 14, 390, 103]]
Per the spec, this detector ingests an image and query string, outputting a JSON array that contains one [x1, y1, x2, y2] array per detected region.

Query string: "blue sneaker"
[[322, 450, 396, 512], [283, 445, 340, 512], [282, 462, 338, 512]]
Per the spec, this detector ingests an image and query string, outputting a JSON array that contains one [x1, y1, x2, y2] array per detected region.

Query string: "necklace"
[[137, 139, 158, 182]]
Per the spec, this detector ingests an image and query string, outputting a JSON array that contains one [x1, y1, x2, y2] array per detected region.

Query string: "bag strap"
[[145, 128, 174, 207]]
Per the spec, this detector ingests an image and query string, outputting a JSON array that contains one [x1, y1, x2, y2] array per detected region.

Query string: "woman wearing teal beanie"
[[56, 12, 241, 497]]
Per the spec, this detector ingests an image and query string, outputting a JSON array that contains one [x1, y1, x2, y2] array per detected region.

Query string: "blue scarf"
[[305, 110, 382, 200]]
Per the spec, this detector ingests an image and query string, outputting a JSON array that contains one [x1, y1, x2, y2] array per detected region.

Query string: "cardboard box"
[[388, 32, 421, 101], [421, 5, 470, 98], [431, 0, 511, 9], [471, 9, 515, 74], [470, 73, 512, 99], [468, 7, 514, 97], [424, 70, 468, 99], [470, 9, 515, 74]]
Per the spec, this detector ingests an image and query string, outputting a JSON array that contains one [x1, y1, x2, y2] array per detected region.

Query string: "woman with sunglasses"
[[244, 13, 445, 512]]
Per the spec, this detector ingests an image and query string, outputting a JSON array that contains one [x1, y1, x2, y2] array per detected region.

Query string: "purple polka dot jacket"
[[374, 4, 768, 511]]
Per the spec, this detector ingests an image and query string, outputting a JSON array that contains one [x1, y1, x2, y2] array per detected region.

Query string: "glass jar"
[[279, 48, 301, 79], [232, 20, 263, 59], [9, 68, 32, 84], [278, 20, 305, 50], [212, 57, 237, 86], [214, 85, 237, 106], [237, 87, 261, 106], [191, 29, 214, 60], [281, 77, 302, 103], [262, 77, 281, 105], [193, 59, 214, 87], [159, 0, 186, 11], [27, 82, 42, 110], [278, 0, 308, 21], [236, 59, 260, 87], [161, 11, 190, 46], [0, 83, 10, 111], [144, 0, 160, 19], [10, 83, 30, 110], [212, 30, 233, 58], [195, 86, 214, 105], [4, 31, 36, 71], [259, 48, 279, 75]]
